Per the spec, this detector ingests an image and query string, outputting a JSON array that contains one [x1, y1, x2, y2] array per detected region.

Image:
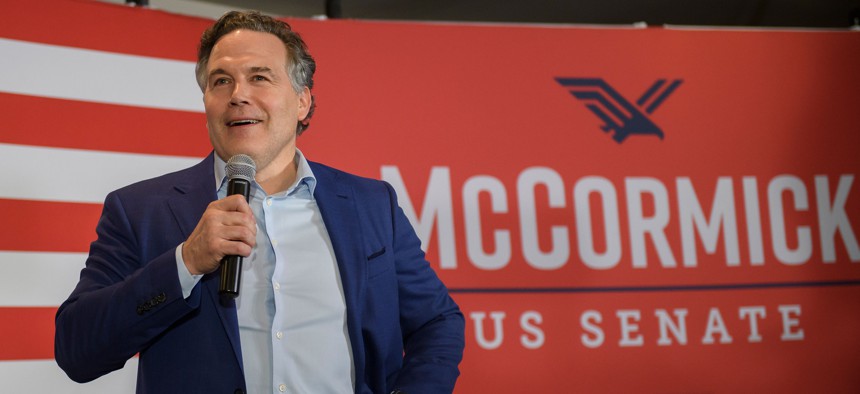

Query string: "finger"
[[220, 194, 254, 214], [219, 224, 257, 247], [218, 239, 254, 258], [204, 195, 252, 218], [218, 211, 257, 231]]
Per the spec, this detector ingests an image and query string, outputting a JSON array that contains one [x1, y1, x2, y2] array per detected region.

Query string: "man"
[[54, 11, 465, 394]]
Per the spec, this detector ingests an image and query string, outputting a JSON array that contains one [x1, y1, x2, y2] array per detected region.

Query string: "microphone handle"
[[219, 178, 252, 297]]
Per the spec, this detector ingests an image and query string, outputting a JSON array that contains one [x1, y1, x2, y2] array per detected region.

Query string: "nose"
[[229, 82, 250, 106]]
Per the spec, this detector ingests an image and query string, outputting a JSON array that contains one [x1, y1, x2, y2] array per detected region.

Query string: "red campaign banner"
[[2, 0, 859, 392], [456, 288, 860, 393], [283, 18, 860, 393]]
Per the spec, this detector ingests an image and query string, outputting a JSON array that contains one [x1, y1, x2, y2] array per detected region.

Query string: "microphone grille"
[[225, 154, 256, 182]]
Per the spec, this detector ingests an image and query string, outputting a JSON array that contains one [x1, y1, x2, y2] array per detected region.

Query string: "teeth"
[[228, 120, 261, 126]]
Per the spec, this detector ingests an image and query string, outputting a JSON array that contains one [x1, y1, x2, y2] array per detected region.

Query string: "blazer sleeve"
[[54, 189, 200, 383], [385, 182, 466, 394]]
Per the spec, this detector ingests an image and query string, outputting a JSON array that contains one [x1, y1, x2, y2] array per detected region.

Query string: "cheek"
[[264, 91, 299, 116], [203, 108, 217, 127], [205, 115, 221, 135], [203, 92, 226, 116], [265, 107, 293, 126]]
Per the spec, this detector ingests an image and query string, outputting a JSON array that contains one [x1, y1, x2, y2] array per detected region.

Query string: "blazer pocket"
[[366, 246, 392, 279]]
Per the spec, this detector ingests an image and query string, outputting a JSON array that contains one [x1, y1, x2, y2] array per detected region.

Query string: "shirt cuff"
[[175, 243, 203, 299]]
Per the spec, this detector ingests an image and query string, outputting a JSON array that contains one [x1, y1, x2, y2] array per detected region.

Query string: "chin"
[[215, 141, 257, 157]]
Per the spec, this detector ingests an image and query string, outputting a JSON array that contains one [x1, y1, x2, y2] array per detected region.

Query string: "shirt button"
[[278, 384, 287, 392], [266, 198, 273, 207], [273, 282, 281, 290], [276, 331, 283, 339]]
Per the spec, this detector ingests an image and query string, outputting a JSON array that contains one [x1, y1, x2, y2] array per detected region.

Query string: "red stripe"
[[0, 92, 210, 157], [0, 1, 325, 68], [1, 0, 209, 61], [0, 307, 56, 360], [0, 199, 101, 253]]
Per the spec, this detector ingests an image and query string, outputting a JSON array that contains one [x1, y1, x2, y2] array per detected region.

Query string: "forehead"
[[208, 29, 288, 70]]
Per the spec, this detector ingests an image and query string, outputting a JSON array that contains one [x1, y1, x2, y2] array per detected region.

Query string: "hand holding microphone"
[[181, 154, 257, 297], [219, 154, 257, 297]]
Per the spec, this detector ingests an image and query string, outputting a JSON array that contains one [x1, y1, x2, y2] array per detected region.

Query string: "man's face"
[[203, 29, 311, 177]]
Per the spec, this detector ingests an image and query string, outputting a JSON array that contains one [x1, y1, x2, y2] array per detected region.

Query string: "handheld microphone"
[[219, 154, 256, 298]]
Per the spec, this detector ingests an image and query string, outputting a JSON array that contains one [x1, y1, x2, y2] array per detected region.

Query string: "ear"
[[297, 86, 312, 120]]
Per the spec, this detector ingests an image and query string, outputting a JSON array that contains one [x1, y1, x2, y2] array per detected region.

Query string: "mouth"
[[226, 119, 262, 127]]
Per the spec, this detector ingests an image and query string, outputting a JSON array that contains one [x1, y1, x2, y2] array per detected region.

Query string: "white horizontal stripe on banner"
[[0, 38, 203, 113], [0, 359, 137, 392], [0, 143, 201, 204], [0, 252, 86, 307]]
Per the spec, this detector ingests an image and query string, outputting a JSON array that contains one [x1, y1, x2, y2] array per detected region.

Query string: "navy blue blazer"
[[55, 153, 465, 394]]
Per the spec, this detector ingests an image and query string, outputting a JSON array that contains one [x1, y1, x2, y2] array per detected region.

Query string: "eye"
[[252, 75, 268, 82], [212, 77, 230, 86]]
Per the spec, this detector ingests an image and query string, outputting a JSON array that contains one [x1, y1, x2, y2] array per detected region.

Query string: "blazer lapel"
[[166, 153, 245, 372], [310, 162, 367, 371], [166, 153, 216, 240]]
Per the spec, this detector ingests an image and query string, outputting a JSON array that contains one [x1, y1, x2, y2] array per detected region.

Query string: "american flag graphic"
[[1, 1, 214, 391]]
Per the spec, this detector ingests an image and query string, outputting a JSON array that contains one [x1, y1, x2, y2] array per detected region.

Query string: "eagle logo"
[[555, 78, 683, 143]]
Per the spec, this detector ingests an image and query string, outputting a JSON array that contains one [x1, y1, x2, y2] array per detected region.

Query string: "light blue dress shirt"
[[176, 149, 354, 393]]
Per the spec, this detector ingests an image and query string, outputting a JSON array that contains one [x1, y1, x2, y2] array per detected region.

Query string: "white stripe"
[[0, 38, 203, 112], [0, 359, 137, 393], [0, 143, 201, 204], [0, 252, 86, 307]]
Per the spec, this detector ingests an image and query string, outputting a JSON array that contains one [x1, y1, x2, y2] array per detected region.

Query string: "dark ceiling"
[[200, 0, 860, 28]]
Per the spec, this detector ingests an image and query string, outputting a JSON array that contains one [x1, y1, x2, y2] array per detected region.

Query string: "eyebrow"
[[249, 66, 274, 74], [208, 66, 276, 78]]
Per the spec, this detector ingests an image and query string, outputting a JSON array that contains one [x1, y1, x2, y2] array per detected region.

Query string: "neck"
[[255, 149, 297, 195]]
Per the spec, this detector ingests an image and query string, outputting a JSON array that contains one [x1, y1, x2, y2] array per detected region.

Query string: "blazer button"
[[234, 389, 245, 394]]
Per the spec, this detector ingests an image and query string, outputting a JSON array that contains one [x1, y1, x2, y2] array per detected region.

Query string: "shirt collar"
[[213, 148, 317, 197]]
